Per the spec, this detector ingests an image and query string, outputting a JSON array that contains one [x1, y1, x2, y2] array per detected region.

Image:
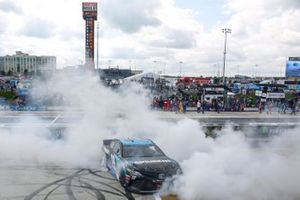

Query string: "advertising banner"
[[255, 90, 262, 96], [266, 93, 285, 99], [83, 2, 97, 11], [286, 61, 300, 78], [82, 2, 97, 19]]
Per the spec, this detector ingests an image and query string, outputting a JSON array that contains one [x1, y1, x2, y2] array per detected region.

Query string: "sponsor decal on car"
[[133, 160, 172, 164]]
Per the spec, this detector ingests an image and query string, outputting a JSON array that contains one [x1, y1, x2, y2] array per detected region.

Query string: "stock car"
[[103, 138, 181, 193]]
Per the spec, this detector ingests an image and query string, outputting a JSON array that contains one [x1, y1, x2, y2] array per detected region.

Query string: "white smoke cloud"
[[0, 73, 300, 199], [173, 129, 300, 200]]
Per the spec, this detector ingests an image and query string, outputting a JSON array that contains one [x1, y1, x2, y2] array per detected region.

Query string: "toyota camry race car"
[[103, 138, 181, 193]]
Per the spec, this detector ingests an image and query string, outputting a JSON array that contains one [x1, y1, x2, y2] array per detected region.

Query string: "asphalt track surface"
[[0, 110, 300, 128], [0, 164, 156, 200]]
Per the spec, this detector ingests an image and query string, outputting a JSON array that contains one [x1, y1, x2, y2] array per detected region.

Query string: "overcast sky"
[[0, 0, 299, 76]]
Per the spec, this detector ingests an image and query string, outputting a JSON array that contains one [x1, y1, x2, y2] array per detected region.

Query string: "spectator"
[[183, 100, 187, 113], [202, 100, 206, 114], [197, 100, 201, 113], [291, 99, 296, 115], [267, 100, 272, 114], [178, 100, 183, 113]]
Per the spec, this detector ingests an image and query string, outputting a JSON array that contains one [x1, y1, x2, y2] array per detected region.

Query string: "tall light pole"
[[179, 61, 183, 76], [236, 65, 240, 75], [129, 60, 132, 70], [153, 60, 167, 75], [222, 28, 231, 109], [153, 60, 157, 73], [222, 28, 231, 85], [255, 64, 258, 79], [214, 64, 218, 77]]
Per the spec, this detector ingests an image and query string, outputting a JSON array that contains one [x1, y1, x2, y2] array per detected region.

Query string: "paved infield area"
[[0, 164, 156, 200]]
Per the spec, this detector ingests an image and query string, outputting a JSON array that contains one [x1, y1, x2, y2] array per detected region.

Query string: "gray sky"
[[0, 0, 299, 76]]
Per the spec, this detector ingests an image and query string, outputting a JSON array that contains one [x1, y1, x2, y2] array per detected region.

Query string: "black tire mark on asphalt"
[[24, 169, 84, 200], [71, 184, 125, 198], [81, 181, 106, 200], [81, 175, 135, 200], [43, 185, 61, 200], [25, 168, 136, 200], [87, 169, 116, 181], [65, 177, 76, 200], [81, 176, 126, 195], [76, 173, 98, 198], [76, 176, 124, 198]]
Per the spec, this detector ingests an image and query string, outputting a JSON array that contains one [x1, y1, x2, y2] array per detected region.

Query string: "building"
[[82, 2, 97, 70], [0, 51, 56, 75]]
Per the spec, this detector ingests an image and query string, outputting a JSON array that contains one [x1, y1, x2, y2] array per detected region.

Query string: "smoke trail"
[[172, 129, 300, 200]]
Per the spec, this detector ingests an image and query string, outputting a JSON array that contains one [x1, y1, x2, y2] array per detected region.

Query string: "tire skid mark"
[[65, 177, 76, 200], [81, 175, 135, 200], [81, 181, 106, 200], [24, 169, 84, 200], [66, 178, 125, 198], [87, 169, 116, 181], [80, 176, 127, 196], [76, 173, 98, 198], [24, 168, 136, 200], [43, 184, 61, 200], [77, 175, 123, 198]]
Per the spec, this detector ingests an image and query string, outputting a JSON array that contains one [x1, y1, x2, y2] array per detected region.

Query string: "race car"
[[103, 138, 181, 193]]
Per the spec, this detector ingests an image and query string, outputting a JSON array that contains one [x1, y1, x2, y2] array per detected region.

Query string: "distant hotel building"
[[0, 51, 56, 74]]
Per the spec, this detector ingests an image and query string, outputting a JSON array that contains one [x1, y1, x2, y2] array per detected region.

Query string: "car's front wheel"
[[118, 170, 128, 187]]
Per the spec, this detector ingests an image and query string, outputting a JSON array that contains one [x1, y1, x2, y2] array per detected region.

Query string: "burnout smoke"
[[172, 128, 300, 200], [0, 73, 300, 200]]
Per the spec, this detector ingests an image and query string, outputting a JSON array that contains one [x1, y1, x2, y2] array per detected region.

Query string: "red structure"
[[82, 2, 97, 70], [177, 77, 212, 86]]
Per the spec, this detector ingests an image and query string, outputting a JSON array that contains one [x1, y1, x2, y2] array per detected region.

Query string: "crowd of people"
[[0, 79, 17, 93], [259, 98, 300, 115], [152, 95, 300, 115], [152, 96, 231, 113]]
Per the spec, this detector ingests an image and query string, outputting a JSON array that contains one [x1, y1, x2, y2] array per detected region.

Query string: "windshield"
[[123, 145, 165, 158]]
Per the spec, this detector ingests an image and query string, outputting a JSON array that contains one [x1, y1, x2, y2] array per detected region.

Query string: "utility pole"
[[222, 28, 231, 84], [179, 61, 183, 76], [153, 60, 157, 73], [222, 28, 231, 110], [255, 64, 258, 79]]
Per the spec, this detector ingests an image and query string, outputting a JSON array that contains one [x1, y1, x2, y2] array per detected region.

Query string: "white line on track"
[[48, 113, 62, 127]]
